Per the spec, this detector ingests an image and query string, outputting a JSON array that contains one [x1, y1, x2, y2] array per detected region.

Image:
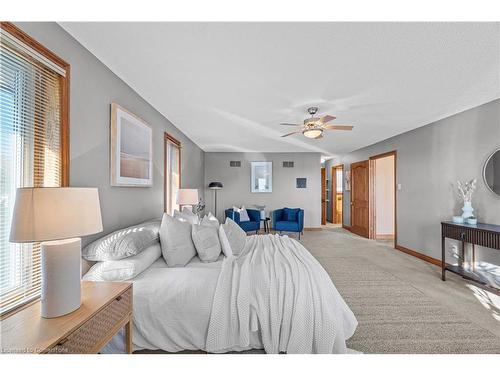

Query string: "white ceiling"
[[60, 22, 500, 157]]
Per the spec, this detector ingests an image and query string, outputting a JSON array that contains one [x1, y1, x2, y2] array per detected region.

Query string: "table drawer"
[[49, 287, 132, 354]]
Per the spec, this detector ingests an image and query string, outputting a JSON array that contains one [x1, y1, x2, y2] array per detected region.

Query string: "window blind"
[[0, 32, 63, 314]]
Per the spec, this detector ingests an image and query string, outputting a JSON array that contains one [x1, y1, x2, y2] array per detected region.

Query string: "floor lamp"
[[208, 182, 223, 219]]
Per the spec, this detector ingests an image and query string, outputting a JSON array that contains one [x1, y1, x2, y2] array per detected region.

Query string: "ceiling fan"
[[280, 107, 353, 139]]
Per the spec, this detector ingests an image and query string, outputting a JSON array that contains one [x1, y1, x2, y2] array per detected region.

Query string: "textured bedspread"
[[206, 234, 358, 353]]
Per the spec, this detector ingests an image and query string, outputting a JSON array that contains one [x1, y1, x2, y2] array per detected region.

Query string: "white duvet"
[[103, 234, 357, 353]]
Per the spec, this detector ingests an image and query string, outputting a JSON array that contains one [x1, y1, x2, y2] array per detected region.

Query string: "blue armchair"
[[273, 207, 304, 239], [225, 208, 261, 233]]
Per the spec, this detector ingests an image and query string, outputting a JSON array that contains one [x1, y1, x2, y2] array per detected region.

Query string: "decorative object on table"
[[176, 188, 199, 212], [466, 216, 478, 225], [254, 204, 267, 220], [251, 161, 272, 193], [344, 170, 351, 191], [9, 187, 103, 318], [193, 198, 205, 216], [483, 148, 500, 197], [224, 208, 261, 233], [208, 182, 223, 218], [452, 216, 464, 224], [296, 178, 307, 188], [456, 178, 477, 218], [110, 103, 153, 187], [273, 207, 304, 240]]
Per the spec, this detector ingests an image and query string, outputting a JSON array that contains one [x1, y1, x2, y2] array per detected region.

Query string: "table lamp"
[[208, 182, 223, 219], [176, 188, 199, 212], [9, 187, 103, 318]]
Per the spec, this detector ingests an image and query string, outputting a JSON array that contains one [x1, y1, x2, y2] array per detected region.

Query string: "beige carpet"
[[322, 256, 500, 353]]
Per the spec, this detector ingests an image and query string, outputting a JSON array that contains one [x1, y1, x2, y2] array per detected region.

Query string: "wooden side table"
[[260, 217, 271, 233], [1, 281, 132, 354]]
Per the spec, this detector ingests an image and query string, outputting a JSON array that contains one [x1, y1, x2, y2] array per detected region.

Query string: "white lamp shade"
[[9, 187, 103, 243], [176, 188, 199, 205]]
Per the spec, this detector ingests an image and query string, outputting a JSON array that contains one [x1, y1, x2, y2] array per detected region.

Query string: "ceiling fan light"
[[303, 129, 323, 139]]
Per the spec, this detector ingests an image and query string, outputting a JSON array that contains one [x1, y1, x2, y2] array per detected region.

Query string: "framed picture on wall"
[[110, 103, 153, 187], [344, 170, 351, 191], [251, 161, 272, 193]]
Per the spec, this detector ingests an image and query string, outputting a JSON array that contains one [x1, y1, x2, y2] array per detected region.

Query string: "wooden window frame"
[[0, 22, 70, 187], [164, 132, 182, 213], [0, 22, 70, 318]]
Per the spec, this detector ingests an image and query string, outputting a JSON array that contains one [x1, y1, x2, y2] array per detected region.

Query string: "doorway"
[[369, 151, 396, 245], [331, 165, 343, 224]]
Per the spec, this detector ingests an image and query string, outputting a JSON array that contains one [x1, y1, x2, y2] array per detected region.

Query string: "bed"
[[88, 234, 358, 354]]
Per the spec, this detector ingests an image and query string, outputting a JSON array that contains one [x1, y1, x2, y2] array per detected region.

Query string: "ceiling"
[[60, 22, 500, 157]]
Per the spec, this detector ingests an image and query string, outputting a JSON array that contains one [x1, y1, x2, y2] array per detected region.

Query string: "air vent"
[[283, 161, 294, 168], [229, 161, 241, 167]]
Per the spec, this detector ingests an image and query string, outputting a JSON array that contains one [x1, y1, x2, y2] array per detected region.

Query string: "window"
[[164, 133, 181, 215], [0, 23, 69, 315]]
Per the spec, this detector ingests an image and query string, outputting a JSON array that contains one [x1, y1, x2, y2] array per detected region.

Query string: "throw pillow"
[[219, 218, 247, 256], [174, 208, 199, 225], [159, 213, 197, 266], [233, 205, 250, 222], [201, 212, 219, 228], [192, 224, 221, 262], [83, 243, 161, 281]]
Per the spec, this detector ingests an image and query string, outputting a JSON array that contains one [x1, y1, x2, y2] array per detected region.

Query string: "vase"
[[461, 201, 474, 219]]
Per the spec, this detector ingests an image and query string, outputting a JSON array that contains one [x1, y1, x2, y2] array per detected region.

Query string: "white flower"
[[457, 179, 477, 203]]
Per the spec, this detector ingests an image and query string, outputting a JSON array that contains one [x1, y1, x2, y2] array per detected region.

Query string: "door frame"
[[369, 150, 397, 245], [331, 164, 344, 225]]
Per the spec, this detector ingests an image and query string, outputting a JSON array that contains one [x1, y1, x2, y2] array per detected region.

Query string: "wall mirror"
[[483, 148, 500, 196], [251, 161, 272, 193]]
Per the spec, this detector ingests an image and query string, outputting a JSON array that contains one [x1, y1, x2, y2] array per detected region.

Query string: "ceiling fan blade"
[[319, 115, 336, 124], [280, 123, 301, 126], [323, 125, 354, 131], [281, 131, 301, 137]]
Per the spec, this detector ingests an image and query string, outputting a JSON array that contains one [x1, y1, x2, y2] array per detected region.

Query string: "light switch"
[[397, 183, 402, 191]]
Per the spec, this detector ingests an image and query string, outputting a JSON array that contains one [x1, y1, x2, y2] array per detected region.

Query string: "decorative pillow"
[[192, 224, 221, 262], [83, 243, 161, 281], [233, 205, 250, 222], [159, 213, 197, 266], [219, 218, 247, 256], [201, 212, 219, 228], [174, 208, 199, 225], [283, 207, 300, 222], [82, 219, 161, 261]]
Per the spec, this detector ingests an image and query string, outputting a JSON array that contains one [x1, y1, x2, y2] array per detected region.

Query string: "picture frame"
[[110, 103, 153, 187], [344, 170, 351, 191], [251, 161, 272, 193]]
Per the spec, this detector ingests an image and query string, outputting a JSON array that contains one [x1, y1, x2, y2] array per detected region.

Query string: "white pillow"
[[192, 224, 221, 262], [201, 212, 219, 228], [83, 243, 161, 281], [233, 205, 250, 222], [174, 208, 199, 225], [219, 218, 247, 257], [160, 213, 197, 266]]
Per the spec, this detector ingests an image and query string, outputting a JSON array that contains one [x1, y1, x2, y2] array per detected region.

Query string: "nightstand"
[[0, 281, 133, 354]]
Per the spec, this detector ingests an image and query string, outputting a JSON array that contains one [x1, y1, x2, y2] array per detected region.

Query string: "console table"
[[441, 221, 500, 293]]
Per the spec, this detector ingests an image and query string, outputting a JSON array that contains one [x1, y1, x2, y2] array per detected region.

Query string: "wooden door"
[[321, 167, 326, 225], [350, 160, 369, 237]]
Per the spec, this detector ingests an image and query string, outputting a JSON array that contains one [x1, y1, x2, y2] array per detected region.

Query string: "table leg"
[[441, 236, 446, 281], [125, 317, 132, 354], [472, 244, 476, 271]]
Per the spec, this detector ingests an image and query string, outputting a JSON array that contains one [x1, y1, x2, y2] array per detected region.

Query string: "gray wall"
[[204, 153, 322, 227], [327, 99, 500, 263], [16, 23, 205, 243]]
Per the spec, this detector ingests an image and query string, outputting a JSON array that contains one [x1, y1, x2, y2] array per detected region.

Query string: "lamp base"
[[41, 238, 82, 318]]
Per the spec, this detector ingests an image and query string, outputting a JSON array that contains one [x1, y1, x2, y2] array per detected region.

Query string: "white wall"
[[204, 153, 322, 227], [375, 156, 395, 236]]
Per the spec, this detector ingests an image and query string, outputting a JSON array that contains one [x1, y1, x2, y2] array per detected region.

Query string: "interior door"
[[350, 160, 369, 237], [321, 167, 326, 225]]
